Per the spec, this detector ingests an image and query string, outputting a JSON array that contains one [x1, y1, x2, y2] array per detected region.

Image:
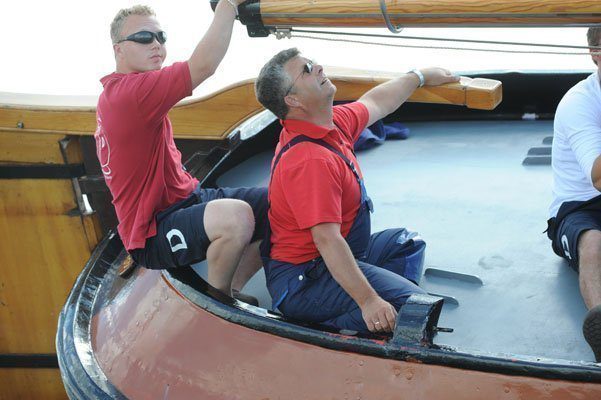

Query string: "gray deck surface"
[[194, 120, 593, 363]]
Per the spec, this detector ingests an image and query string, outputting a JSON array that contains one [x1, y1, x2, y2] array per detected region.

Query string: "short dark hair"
[[255, 48, 300, 119], [588, 27, 601, 66]]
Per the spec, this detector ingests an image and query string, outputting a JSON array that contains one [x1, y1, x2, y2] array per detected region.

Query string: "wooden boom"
[[226, 0, 601, 36]]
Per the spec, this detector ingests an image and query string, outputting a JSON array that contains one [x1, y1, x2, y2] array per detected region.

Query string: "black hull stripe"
[[0, 164, 85, 179], [0, 354, 59, 369]]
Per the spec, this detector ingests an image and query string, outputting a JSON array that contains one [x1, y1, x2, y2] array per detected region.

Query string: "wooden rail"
[[0, 74, 501, 139]]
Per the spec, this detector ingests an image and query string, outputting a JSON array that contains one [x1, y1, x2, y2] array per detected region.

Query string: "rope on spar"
[[292, 29, 599, 51], [292, 34, 598, 56], [379, 0, 403, 34], [285, 28, 601, 56]]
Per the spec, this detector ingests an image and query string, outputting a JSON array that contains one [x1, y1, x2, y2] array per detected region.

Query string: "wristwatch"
[[409, 69, 425, 87], [226, 0, 239, 16]]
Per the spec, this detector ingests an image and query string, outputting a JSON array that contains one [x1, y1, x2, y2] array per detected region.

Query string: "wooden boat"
[[2, 1, 600, 398], [0, 72, 499, 399], [49, 68, 601, 399]]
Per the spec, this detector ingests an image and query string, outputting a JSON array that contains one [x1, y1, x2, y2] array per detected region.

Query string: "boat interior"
[[181, 71, 596, 364], [5, 2, 601, 397]]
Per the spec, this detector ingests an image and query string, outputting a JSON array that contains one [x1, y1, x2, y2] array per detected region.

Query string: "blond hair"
[[110, 5, 155, 44]]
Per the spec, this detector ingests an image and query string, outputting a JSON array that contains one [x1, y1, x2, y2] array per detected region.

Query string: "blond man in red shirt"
[[95, 2, 266, 304]]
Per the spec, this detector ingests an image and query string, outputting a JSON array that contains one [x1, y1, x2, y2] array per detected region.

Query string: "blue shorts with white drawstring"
[[131, 186, 267, 269]]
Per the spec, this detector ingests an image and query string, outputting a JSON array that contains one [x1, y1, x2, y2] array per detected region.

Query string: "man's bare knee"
[[204, 199, 254, 243], [578, 230, 601, 265]]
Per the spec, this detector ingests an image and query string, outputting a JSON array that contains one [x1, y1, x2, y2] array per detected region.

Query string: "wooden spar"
[[235, 0, 601, 34]]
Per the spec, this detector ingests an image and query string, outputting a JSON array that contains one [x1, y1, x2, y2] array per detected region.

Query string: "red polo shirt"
[[95, 62, 197, 251], [268, 102, 370, 264]]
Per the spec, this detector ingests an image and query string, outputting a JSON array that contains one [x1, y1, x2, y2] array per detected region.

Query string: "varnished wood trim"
[[259, 0, 601, 27], [0, 74, 501, 139]]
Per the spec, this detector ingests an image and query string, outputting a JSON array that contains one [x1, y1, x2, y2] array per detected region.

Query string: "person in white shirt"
[[549, 27, 601, 362]]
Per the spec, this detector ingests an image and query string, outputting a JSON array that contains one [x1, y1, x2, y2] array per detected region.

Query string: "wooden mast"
[[235, 0, 601, 36]]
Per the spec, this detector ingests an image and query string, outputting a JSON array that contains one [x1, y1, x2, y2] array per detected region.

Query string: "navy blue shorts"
[[130, 186, 268, 269], [552, 209, 601, 272]]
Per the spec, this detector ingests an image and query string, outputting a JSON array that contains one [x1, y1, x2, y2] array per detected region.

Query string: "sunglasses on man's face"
[[118, 30, 167, 45], [300, 61, 314, 75], [285, 60, 315, 96]]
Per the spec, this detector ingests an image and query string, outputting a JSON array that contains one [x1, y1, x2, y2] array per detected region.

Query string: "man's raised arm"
[[358, 68, 459, 127], [188, 0, 245, 89]]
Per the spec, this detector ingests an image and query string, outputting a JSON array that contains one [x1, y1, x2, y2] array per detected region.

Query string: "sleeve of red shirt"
[[333, 102, 370, 144], [134, 62, 193, 126], [279, 157, 344, 229]]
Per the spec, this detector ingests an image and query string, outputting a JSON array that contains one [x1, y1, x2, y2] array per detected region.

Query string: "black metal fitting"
[[391, 293, 446, 348]]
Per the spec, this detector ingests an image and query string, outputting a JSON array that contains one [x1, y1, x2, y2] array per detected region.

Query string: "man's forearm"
[[311, 224, 398, 332], [315, 233, 379, 307], [358, 68, 458, 127], [188, 0, 238, 88], [358, 74, 420, 125]]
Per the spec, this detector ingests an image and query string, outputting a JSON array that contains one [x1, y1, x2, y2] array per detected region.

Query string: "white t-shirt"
[[550, 71, 601, 217]]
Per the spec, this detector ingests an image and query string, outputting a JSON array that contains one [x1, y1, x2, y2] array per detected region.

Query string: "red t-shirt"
[[94, 62, 197, 250], [269, 102, 370, 264]]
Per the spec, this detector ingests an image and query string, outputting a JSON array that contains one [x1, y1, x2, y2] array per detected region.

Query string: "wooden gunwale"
[[0, 74, 501, 139]]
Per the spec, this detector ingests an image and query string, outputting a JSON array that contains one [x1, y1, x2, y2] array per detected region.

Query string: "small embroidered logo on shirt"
[[94, 116, 112, 179]]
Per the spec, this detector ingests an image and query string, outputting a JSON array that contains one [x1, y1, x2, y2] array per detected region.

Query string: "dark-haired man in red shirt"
[[255, 48, 458, 333], [95, 2, 266, 303]]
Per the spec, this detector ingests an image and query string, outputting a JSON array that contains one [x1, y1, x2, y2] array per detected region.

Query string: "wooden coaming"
[[0, 73, 502, 140]]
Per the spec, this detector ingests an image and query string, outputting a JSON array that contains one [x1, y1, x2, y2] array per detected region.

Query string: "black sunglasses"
[[117, 30, 167, 45], [285, 61, 314, 96]]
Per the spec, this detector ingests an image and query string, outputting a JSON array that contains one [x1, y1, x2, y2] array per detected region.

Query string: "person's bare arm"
[[311, 222, 397, 333], [358, 68, 459, 127], [591, 156, 601, 190], [187, 0, 244, 89]]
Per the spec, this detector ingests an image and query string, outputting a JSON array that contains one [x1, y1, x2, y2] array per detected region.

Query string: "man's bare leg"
[[231, 240, 263, 292], [577, 230, 601, 362], [203, 199, 254, 295], [578, 230, 601, 309]]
